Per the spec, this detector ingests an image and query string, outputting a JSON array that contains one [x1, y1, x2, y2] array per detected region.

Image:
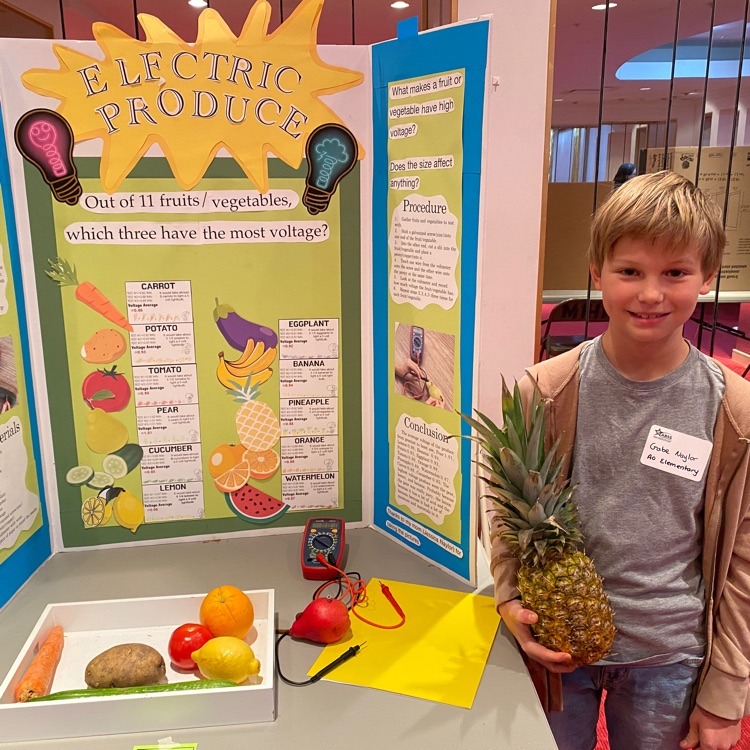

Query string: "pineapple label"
[[0, 417, 40, 550], [278, 318, 340, 509], [126, 281, 204, 522], [640, 424, 712, 482], [393, 414, 459, 535]]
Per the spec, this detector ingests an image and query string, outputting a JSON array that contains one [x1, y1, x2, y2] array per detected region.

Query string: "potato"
[[85, 644, 165, 689]]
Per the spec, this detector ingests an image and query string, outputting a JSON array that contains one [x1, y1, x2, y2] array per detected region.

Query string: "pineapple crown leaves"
[[226, 379, 262, 403], [460, 376, 583, 565]]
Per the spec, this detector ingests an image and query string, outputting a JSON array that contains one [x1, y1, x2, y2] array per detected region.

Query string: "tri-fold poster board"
[[0, 0, 490, 609]]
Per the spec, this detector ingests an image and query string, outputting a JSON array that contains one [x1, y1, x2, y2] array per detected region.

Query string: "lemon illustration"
[[112, 490, 145, 533], [81, 496, 106, 528], [191, 637, 260, 684]]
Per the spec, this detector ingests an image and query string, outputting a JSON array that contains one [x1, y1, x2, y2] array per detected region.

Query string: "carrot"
[[14, 626, 64, 702], [45, 257, 133, 332]]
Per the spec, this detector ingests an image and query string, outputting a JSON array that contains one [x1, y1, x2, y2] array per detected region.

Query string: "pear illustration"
[[86, 408, 128, 454]]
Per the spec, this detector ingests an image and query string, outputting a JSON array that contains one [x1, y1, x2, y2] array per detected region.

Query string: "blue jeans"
[[546, 662, 701, 750]]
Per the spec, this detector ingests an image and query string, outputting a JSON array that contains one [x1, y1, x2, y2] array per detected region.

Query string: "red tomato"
[[168, 623, 214, 669], [82, 366, 131, 412]]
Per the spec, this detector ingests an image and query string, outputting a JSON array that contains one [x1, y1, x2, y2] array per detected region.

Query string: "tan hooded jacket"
[[490, 344, 750, 719]]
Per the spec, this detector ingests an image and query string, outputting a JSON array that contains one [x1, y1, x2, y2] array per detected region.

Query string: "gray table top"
[[0, 528, 557, 750]]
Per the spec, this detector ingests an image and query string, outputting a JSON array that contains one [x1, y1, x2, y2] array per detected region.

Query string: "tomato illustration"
[[168, 623, 214, 669], [82, 366, 131, 412]]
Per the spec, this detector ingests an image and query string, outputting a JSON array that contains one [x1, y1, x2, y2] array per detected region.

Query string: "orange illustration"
[[244, 449, 280, 480], [208, 443, 246, 479], [213, 460, 252, 493]]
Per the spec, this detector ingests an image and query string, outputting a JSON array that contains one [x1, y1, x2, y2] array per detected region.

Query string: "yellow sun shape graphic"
[[21, 0, 364, 193]]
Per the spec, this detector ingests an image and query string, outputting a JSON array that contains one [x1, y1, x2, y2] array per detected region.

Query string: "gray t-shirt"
[[572, 337, 725, 665]]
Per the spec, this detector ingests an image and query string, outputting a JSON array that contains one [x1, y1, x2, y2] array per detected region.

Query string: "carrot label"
[[46, 257, 133, 332]]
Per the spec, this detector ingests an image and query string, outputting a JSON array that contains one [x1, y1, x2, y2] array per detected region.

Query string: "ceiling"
[[553, 0, 750, 108], [3, 0, 435, 46], [6, 0, 748, 118]]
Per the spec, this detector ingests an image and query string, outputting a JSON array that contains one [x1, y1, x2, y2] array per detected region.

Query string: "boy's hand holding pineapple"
[[463, 378, 615, 670]]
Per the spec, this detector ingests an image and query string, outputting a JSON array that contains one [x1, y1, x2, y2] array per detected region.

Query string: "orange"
[[200, 585, 254, 638], [244, 449, 280, 480], [213, 460, 251, 492], [208, 443, 245, 479]]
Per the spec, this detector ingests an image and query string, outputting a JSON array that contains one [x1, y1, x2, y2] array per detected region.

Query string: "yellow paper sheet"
[[308, 579, 500, 708]]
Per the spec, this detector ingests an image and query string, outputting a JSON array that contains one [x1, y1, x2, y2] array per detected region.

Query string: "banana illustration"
[[250, 368, 273, 388], [219, 347, 276, 377], [232, 339, 266, 369], [217, 351, 275, 390], [222, 346, 276, 377], [248, 346, 276, 373], [216, 355, 249, 390]]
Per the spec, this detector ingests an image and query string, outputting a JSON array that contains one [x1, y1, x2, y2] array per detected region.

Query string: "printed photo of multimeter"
[[410, 325, 424, 366], [300, 517, 346, 580]]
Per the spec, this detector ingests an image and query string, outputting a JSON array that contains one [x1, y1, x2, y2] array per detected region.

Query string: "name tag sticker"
[[640, 425, 712, 482]]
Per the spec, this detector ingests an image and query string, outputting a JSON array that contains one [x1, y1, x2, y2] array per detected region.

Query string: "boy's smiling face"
[[591, 235, 716, 350]]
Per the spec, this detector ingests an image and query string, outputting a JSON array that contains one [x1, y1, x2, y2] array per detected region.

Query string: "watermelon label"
[[225, 483, 289, 524]]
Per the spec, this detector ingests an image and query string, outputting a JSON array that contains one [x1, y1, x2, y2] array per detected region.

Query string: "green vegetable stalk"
[[29, 679, 236, 701]]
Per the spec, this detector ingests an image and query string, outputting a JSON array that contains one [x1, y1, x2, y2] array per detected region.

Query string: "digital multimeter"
[[410, 325, 424, 365], [301, 517, 346, 580]]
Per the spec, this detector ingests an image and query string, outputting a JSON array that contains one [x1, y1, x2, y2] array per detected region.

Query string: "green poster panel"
[[26, 156, 362, 547]]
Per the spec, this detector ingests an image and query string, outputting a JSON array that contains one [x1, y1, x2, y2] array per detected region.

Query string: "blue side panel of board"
[[0, 102, 51, 609], [371, 22, 489, 582]]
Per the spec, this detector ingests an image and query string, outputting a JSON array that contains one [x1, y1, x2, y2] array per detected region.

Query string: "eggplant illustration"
[[213, 298, 278, 352]]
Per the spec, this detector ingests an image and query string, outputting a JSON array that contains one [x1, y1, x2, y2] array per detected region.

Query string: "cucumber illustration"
[[66, 465, 94, 486], [86, 471, 115, 490], [103, 443, 143, 478]]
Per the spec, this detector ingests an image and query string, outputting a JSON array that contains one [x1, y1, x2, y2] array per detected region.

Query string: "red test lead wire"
[[313, 554, 406, 630]]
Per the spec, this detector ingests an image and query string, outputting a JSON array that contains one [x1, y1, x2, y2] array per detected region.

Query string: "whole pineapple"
[[465, 378, 615, 666], [229, 382, 281, 452]]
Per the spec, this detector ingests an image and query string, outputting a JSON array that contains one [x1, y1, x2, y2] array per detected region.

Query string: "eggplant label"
[[279, 317, 339, 359]]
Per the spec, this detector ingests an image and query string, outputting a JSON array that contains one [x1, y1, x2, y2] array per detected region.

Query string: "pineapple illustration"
[[230, 382, 281, 452], [463, 378, 615, 666]]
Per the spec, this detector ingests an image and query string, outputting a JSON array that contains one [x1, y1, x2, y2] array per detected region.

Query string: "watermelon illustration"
[[225, 484, 289, 524]]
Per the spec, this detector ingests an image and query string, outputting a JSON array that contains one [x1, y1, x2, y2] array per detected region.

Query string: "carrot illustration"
[[46, 257, 133, 332], [14, 625, 64, 702]]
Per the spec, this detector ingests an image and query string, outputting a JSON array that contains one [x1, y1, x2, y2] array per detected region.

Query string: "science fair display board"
[[0, 0, 489, 608]]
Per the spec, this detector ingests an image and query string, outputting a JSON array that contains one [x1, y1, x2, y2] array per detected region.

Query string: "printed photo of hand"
[[395, 359, 425, 381], [394, 324, 454, 410]]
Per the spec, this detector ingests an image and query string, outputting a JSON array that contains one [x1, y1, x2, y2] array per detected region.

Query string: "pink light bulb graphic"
[[14, 109, 82, 205]]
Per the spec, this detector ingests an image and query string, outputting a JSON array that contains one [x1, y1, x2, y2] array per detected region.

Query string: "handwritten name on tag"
[[640, 425, 712, 482]]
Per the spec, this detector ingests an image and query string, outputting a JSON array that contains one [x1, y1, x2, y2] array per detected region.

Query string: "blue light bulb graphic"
[[303, 123, 358, 215]]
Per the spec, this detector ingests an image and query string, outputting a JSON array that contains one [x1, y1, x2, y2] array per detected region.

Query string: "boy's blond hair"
[[589, 170, 726, 275]]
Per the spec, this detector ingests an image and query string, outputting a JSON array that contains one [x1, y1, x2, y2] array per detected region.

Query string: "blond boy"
[[494, 171, 750, 749]]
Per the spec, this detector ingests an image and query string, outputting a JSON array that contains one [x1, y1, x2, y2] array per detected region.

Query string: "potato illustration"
[[81, 329, 126, 364]]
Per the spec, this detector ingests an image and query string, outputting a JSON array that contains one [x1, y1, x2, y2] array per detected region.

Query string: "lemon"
[[112, 490, 145, 533], [81, 496, 106, 528], [191, 637, 260, 684]]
